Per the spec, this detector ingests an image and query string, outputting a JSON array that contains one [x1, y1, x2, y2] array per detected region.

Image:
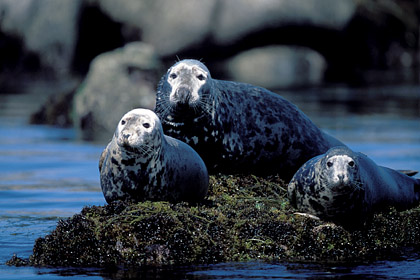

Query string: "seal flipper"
[[398, 170, 418, 177]]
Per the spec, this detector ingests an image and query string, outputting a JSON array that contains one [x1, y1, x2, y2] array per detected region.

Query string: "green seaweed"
[[7, 174, 420, 267]]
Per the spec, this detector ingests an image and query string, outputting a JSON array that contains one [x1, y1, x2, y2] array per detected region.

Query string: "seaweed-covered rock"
[[8, 174, 420, 268]]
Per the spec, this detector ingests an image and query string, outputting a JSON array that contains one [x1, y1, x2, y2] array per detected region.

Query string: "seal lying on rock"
[[154, 59, 343, 179], [288, 146, 420, 226], [99, 108, 209, 203]]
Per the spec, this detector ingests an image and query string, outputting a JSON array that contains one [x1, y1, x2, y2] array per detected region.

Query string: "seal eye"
[[197, 74, 206, 81], [348, 161, 355, 167], [170, 73, 177, 79], [327, 161, 333, 168], [121, 120, 126, 125], [143, 123, 151, 129]]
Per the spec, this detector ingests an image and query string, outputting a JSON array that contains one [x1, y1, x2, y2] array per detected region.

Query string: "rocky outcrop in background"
[[73, 42, 161, 140], [0, 0, 418, 139]]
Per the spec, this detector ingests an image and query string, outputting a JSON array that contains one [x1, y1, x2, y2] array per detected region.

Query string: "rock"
[[95, 0, 355, 57], [0, 0, 417, 94], [0, 0, 82, 78], [6, 254, 29, 267], [212, 0, 356, 44], [226, 46, 327, 89], [96, 0, 217, 56], [73, 42, 161, 141], [9, 173, 420, 267], [30, 84, 78, 127]]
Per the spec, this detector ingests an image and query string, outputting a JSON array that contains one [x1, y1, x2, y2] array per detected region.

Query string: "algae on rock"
[[8, 174, 420, 267]]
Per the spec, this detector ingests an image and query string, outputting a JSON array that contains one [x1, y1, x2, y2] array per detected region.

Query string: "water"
[[0, 88, 419, 279]]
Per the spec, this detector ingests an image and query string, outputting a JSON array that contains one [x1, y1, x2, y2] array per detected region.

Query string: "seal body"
[[288, 146, 420, 226], [99, 108, 209, 203], [154, 59, 343, 179]]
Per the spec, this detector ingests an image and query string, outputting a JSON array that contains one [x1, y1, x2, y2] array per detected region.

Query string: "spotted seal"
[[99, 108, 209, 203], [154, 59, 344, 179], [288, 146, 420, 226]]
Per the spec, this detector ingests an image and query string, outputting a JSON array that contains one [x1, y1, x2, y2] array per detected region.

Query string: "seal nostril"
[[123, 134, 130, 140], [337, 174, 345, 182], [175, 87, 191, 104]]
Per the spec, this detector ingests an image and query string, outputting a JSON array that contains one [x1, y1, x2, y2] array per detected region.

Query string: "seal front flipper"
[[397, 170, 418, 177], [293, 212, 320, 220]]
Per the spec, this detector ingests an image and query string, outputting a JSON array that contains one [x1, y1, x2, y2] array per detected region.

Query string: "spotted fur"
[[99, 109, 209, 203], [155, 59, 344, 179], [288, 146, 420, 226]]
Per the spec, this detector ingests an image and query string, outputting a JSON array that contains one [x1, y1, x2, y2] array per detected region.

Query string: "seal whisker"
[[154, 101, 173, 120]]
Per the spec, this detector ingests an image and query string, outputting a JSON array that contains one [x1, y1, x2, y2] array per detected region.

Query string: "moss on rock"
[[8, 174, 420, 267]]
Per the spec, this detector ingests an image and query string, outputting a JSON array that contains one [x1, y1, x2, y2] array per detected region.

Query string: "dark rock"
[[73, 42, 161, 141], [30, 84, 78, 127], [6, 254, 29, 267]]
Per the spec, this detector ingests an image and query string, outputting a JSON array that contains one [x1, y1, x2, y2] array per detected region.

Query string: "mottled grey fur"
[[155, 59, 343, 179], [99, 109, 209, 203], [288, 146, 420, 226]]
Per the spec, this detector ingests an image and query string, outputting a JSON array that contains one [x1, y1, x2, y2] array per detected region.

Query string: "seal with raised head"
[[99, 108, 209, 203], [288, 146, 420, 226], [154, 59, 344, 179]]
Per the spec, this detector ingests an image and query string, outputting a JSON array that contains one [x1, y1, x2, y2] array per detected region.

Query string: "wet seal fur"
[[155, 59, 343, 179], [99, 108, 209, 203], [288, 146, 420, 227]]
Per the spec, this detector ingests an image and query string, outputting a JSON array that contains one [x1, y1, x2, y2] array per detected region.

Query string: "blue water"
[[1, 90, 420, 279]]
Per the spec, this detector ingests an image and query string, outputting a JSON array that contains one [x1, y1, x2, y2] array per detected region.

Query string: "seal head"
[[319, 152, 362, 194], [156, 59, 216, 121], [115, 108, 161, 157]]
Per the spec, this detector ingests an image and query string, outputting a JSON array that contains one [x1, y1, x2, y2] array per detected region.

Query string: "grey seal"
[[99, 108, 209, 203], [288, 146, 420, 226], [154, 59, 343, 179]]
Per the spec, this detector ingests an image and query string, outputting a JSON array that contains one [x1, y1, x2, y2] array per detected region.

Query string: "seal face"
[[155, 59, 343, 179], [99, 108, 209, 203], [288, 146, 420, 226]]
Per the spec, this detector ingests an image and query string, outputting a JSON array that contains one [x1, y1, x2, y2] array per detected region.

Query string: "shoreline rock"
[[7, 174, 420, 268]]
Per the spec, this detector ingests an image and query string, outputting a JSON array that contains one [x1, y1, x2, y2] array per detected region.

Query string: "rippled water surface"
[[0, 87, 419, 279]]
